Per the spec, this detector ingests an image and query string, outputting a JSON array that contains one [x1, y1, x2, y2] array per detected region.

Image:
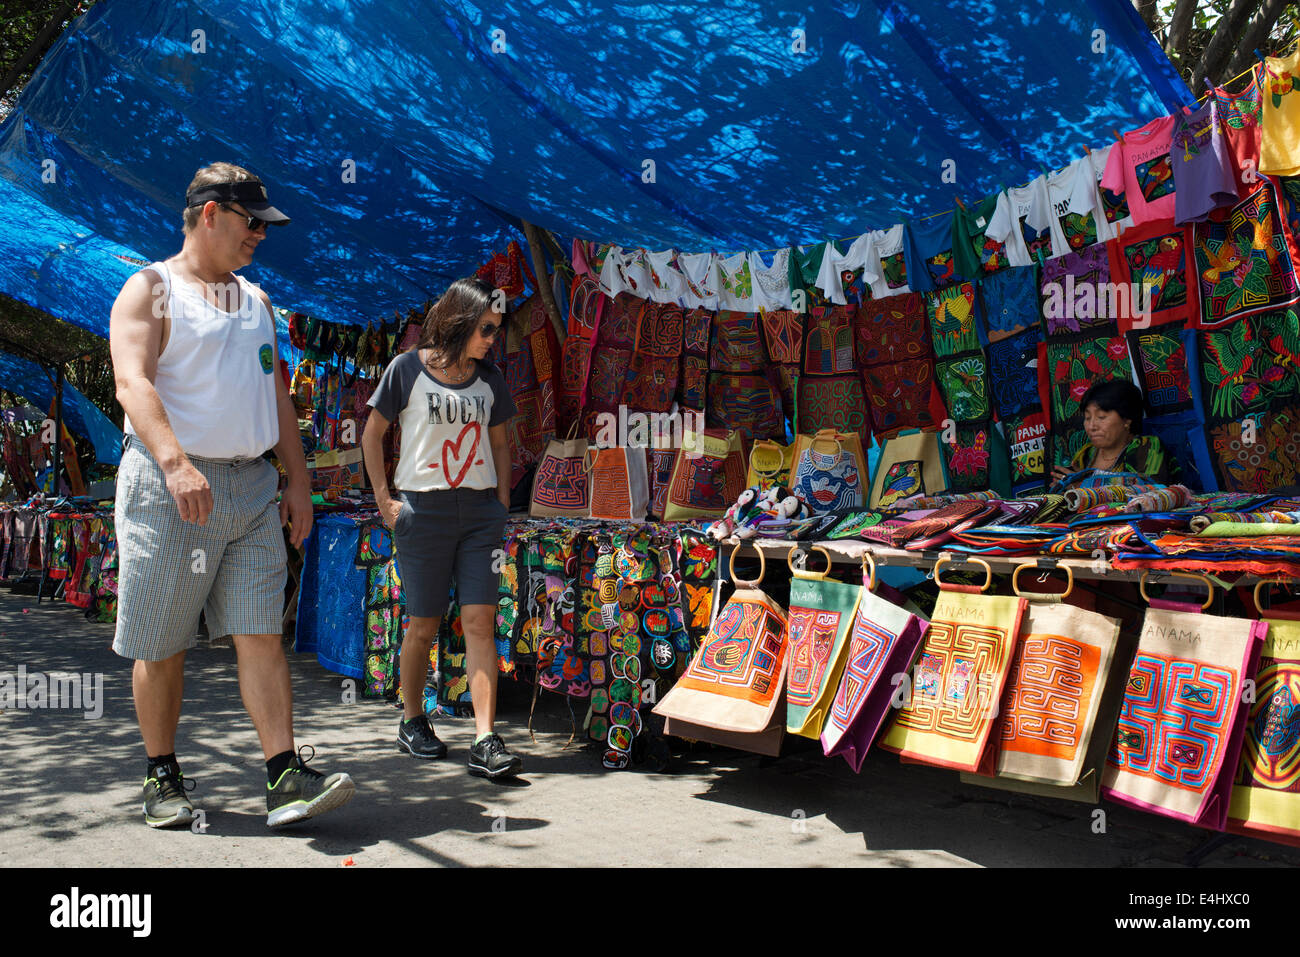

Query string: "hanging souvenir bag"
[[747, 438, 796, 490], [789, 429, 868, 513], [959, 564, 1126, 801], [661, 426, 748, 521], [879, 557, 1025, 772], [529, 423, 593, 518], [1101, 572, 1266, 830], [868, 429, 948, 510], [1224, 581, 1300, 845], [784, 546, 862, 739], [822, 553, 930, 771], [587, 445, 650, 522], [655, 545, 790, 755]]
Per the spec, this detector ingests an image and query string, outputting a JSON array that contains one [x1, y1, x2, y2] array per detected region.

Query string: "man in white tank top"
[[109, 163, 354, 828]]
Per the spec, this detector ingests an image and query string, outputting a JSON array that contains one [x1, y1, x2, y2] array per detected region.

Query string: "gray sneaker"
[[266, 747, 355, 827], [397, 714, 448, 759], [142, 765, 195, 829]]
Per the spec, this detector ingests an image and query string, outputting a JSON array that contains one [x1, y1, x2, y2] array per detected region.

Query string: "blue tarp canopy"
[[0, 350, 123, 465], [0, 0, 1190, 337]]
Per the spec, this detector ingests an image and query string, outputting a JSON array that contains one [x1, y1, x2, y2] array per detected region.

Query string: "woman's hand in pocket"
[[380, 494, 405, 530]]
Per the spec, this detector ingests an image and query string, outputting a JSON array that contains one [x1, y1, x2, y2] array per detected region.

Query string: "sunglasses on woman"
[[478, 321, 501, 339]]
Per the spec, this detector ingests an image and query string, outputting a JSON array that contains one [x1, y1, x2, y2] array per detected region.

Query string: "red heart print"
[[439, 421, 481, 488]]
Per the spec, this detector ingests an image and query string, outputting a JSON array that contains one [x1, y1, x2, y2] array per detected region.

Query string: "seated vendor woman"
[[1049, 380, 1173, 486]]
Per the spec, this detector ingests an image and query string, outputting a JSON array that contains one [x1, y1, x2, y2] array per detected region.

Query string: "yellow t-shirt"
[[1260, 47, 1300, 176]]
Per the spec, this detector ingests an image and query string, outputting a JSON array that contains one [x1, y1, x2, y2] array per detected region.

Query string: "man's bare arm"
[[260, 289, 314, 547], [110, 269, 214, 524]]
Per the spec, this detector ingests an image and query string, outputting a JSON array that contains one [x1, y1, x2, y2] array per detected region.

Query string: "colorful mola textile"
[[1197, 310, 1300, 425], [706, 372, 784, 440], [797, 374, 870, 436], [942, 420, 997, 494], [879, 589, 1025, 772], [926, 282, 980, 357], [821, 580, 929, 771], [1005, 409, 1050, 494], [1127, 326, 1193, 416], [1107, 220, 1199, 332], [861, 358, 946, 441], [1192, 178, 1300, 329], [710, 309, 768, 373], [1044, 334, 1134, 426], [1040, 243, 1121, 338], [803, 305, 858, 376], [785, 572, 862, 739], [853, 292, 929, 366], [1228, 615, 1300, 846], [653, 584, 789, 753], [1206, 402, 1300, 493], [986, 326, 1042, 419], [984, 601, 1121, 788], [978, 265, 1040, 337], [935, 351, 990, 423], [1102, 606, 1266, 829]]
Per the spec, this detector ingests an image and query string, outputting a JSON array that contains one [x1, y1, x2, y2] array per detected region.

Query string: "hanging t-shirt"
[[644, 249, 687, 303], [902, 212, 961, 290], [952, 192, 1010, 277], [814, 234, 876, 305], [1102, 116, 1178, 226], [1048, 158, 1100, 254], [678, 252, 719, 309], [864, 224, 911, 298], [598, 245, 650, 299], [749, 247, 793, 310], [368, 352, 517, 492], [1260, 46, 1300, 176], [986, 177, 1060, 266], [1170, 99, 1238, 224], [715, 251, 755, 311], [1214, 70, 1264, 193], [1082, 144, 1134, 241]]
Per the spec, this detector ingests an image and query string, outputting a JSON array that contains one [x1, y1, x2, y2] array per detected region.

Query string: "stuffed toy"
[[706, 486, 764, 541]]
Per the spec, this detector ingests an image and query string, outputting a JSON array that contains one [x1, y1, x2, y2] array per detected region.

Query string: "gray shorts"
[[393, 487, 507, 617], [112, 437, 287, 661]]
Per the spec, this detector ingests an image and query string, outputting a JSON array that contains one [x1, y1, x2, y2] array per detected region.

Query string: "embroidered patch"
[[927, 282, 979, 357], [862, 358, 942, 438], [986, 327, 1042, 418], [1128, 327, 1193, 416], [942, 421, 994, 493], [796, 374, 870, 435], [803, 305, 858, 375], [935, 352, 991, 423], [853, 292, 929, 365]]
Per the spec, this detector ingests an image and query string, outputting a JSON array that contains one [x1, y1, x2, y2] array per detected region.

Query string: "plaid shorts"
[[112, 437, 287, 661]]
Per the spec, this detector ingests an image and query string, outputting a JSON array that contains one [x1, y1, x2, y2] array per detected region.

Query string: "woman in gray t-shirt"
[[361, 277, 522, 779]]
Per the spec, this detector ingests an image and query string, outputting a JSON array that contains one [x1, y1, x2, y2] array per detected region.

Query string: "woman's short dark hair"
[[416, 277, 497, 364], [1080, 379, 1144, 434]]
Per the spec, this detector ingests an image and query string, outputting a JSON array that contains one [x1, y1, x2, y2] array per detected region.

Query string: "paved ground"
[[1, 588, 1296, 868]]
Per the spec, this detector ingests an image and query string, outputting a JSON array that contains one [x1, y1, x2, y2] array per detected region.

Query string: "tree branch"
[[1225, 0, 1289, 78], [1193, 0, 1263, 90], [1133, 0, 1160, 33], [1164, 0, 1200, 65]]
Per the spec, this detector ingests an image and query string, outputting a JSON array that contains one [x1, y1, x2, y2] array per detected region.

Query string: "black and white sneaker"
[[266, 747, 355, 827], [142, 764, 195, 829], [396, 714, 448, 759], [467, 733, 523, 779]]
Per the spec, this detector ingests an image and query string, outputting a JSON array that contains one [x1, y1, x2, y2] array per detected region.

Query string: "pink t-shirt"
[[1102, 116, 1177, 227]]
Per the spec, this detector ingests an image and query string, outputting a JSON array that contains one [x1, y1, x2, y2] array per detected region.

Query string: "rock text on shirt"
[[427, 391, 487, 425]]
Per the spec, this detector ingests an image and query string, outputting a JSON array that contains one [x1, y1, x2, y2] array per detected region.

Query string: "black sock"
[[147, 753, 177, 777], [266, 749, 295, 785]]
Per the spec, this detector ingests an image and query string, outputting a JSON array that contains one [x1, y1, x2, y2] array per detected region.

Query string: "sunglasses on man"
[[220, 203, 269, 233]]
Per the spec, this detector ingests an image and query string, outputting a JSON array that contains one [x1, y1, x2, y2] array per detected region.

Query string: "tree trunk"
[[1225, 0, 1289, 78], [520, 220, 566, 343], [1133, 0, 1160, 33], [1192, 0, 1262, 90], [1164, 0, 1199, 65]]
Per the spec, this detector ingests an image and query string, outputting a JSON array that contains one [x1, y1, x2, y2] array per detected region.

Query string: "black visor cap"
[[185, 179, 290, 225]]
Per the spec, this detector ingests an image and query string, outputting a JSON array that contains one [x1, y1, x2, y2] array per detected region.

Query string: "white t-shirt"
[[677, 252, 720, 309], [749, 247, 793, 310], [644, 249, 686, 303], [815, 234, 877, 305], [864, 224, 910, 299], [986, 176, 1061, 266], [367, 352, 516, 492]]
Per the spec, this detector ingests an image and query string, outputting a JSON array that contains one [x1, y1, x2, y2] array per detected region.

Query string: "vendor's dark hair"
[[1080, 379, 1144, 434], [417, 277, 497, 364]]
